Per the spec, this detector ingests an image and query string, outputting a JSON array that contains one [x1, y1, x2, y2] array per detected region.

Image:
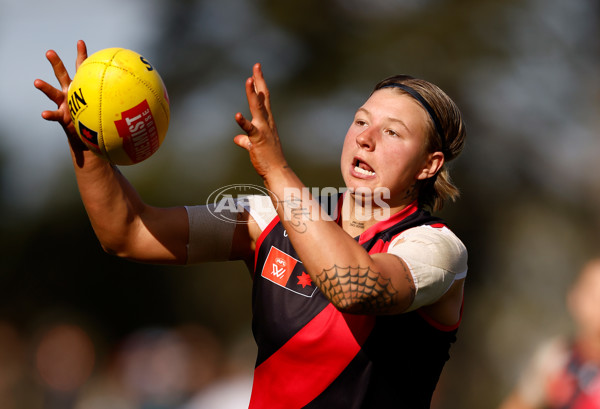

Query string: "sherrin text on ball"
[[67, 48, 170, 165]]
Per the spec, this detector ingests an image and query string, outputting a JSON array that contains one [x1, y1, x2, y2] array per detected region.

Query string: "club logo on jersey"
[[261, 247, 317, 297], [272, 256, 288, 279], [263, 247, 296, 287]]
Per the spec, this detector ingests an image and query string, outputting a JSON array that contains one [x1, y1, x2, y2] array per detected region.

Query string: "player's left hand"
[[234, 63, 289, 180]]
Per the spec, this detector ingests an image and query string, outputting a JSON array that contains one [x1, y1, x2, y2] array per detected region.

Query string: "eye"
[[355, 119, 368, 127], [385, 128, 399, 137]]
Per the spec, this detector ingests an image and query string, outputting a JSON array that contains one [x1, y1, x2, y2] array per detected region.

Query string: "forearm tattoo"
[[277, 191, 415, 312], [279, 195, 312, 233], [316, 264, 415, 313]]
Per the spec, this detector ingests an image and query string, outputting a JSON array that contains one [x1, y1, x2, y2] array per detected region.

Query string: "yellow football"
[[67, 48, 170, 165]]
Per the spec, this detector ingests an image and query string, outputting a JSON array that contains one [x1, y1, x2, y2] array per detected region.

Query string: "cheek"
[[384, 143, 420, 167], [384, 148, 428, 183], [342, 126, 355, 145], [340, 131, 355, 160]]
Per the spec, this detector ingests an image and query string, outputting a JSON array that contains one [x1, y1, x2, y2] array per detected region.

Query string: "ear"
[[416, 151, 445, 180]]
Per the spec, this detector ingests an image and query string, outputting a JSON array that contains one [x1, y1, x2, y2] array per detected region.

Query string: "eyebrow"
[[356, 107, 412, 134]]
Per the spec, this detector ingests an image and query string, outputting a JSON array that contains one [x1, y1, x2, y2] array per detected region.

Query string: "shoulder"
[[389, 224, 468, 278]]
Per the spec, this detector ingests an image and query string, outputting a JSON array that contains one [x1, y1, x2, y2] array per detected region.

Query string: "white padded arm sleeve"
[[387, 225, 468, 311]]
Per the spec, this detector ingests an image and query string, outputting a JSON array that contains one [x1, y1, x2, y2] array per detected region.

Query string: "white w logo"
[[272, 264, 286, 278]]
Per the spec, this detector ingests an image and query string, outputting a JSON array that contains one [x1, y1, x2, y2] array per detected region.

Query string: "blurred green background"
[[1, 0, 600, 407]]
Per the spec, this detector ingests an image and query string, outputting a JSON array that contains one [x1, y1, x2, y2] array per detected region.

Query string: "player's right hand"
[[34, 40, 88, 152]]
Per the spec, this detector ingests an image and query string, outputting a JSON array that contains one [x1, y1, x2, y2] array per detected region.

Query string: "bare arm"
[[265, 169, 416, 314], [234, 64, 418, 314], [35, 40, 188, 264], [75, 158, 189, 264]]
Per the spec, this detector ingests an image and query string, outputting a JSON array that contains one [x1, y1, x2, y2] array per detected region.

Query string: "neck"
[[340, 192, 413, 235]]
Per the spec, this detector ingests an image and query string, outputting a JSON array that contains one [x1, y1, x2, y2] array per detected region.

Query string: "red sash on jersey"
[[249, 199, 458, 408]]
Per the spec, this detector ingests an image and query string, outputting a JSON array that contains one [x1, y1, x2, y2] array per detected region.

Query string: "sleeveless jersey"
[[249, 202, 460, 409]]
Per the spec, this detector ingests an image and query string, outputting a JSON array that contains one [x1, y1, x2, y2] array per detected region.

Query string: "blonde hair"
[[373, 75, 466, 211]]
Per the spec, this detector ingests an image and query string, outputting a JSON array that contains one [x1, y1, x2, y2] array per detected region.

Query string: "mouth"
[[352, 157, 376, 177]]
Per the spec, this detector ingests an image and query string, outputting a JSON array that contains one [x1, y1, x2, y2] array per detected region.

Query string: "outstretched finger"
[[40, 109, 65, 123], [34, 78, 65, 107], [245, 76, 271, 129], [46, 50, 71, 90], [233, 113, 252, 149], [75, 40, 88, 70], [235, 112, 256, 136], [252, 64, 271, 111], [251, 63, 275, 129], [244, 77, 260, 116]]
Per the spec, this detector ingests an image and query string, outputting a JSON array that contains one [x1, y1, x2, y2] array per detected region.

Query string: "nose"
[[356, 127, 376, 151]]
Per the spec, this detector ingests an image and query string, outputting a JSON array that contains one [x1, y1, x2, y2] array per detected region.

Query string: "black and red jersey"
[[249, 202, 460, 409]]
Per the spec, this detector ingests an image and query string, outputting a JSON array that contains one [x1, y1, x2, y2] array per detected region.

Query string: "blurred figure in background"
[[0, 322, 30, 409], [499, 258, 600, 409]]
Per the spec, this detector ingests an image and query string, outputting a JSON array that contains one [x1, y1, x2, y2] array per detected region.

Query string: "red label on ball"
[[114, 100, 160, 163]]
